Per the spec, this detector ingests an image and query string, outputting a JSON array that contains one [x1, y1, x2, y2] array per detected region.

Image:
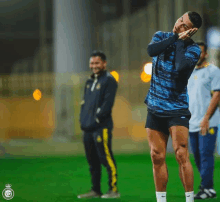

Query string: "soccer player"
[[188, 42, 220, 199], [145, 11, 202, 202], [77, 51, 120, 199]]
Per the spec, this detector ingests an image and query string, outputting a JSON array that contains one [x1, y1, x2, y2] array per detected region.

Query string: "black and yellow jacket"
[[80, 70, 118, 132]]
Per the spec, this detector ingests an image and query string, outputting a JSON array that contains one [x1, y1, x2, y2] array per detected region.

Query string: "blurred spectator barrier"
[[0, 70, 151, 141]]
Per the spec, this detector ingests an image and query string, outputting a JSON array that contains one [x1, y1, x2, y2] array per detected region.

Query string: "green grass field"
[[0, 153, 219, 202]]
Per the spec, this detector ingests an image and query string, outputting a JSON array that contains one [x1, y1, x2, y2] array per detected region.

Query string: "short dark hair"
[[196, 41, 207, 52], [187, 11, 202, 29], [90, 50, 106, 61]]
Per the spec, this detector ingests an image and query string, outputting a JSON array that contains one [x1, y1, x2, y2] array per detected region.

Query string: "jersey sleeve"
[[150, 31, 164, 43], [175, 42, 201, 72], [210, 66, 220, 91], [147, 31, 179, 57], [185, 44, 201, 67]]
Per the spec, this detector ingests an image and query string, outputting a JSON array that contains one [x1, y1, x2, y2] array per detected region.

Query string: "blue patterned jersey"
[[145, 31, 201, 115]]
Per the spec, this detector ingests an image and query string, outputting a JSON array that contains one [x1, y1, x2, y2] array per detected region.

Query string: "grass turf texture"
[[0, 154, 219, 202]]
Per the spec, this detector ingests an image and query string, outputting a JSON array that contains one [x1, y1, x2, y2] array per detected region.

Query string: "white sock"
[[185, 191, 194, 202], [156, 192, 166, 202]]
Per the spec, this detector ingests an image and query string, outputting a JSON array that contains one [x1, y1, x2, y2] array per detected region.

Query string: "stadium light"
[[141, 71, 151, 82], [207, 27, 220, 50], [110, 71, 119, 82], [144, 63, 152, 75], [33, 89, 42, 101], [141, 63, 152, 82]]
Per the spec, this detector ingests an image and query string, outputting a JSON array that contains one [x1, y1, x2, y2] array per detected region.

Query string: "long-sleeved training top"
[[144, 31, 201, 117]]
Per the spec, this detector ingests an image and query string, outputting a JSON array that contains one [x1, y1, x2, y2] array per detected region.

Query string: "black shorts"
[[145, 111, 190, 135]]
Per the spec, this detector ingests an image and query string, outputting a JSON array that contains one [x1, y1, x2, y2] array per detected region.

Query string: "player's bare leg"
[[179, 164, 185, 190], [147, 128, 169, 192], [169, 126, 194, 192]]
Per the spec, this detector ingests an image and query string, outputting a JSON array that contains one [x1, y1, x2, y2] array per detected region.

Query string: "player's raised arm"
[[147, 31, 179, 57], [175, 41, 201, 72], [175, 28, 201, 72]]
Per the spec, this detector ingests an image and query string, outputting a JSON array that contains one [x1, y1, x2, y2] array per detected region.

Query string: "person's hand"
[[178, 28, 198, 40], [200, 115, 209, 136]]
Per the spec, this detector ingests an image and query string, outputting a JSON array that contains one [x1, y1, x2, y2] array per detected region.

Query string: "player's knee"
[[151, 149, 165, 165], [175, 146, 187, 165]]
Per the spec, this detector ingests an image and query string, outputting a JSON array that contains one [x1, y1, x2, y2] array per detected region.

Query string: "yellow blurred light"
[[110, 71, 119, 82], [33, 89, 42, 101], [141, 71, 151, 82], [141, 62, 152, 82], [144, 63, 152, 75]]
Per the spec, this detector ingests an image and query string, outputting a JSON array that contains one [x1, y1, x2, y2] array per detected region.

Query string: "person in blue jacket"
[[78, 50, 120, 199]]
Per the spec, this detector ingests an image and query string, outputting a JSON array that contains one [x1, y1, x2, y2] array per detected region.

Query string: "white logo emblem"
[[2, 184, 14, 200], [181, 116, 185, 119]]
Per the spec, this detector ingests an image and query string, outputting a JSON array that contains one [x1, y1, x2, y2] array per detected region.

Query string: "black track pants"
[[83, 128, 118, 193]]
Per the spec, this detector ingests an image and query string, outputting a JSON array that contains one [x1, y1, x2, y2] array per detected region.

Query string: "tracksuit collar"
[[90, 70, 106, 79]]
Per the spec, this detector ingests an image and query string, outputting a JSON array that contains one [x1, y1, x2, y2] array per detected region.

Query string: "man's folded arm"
[[175, 40, 201, 72], [147, 32, 179, 57]]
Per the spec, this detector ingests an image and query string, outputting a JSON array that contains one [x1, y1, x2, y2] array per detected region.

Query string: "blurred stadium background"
[[0, 0, 220, 201], [0, 0, 219, 155]]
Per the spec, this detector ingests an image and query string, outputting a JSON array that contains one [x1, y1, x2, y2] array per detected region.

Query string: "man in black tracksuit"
[[77, 51, 120, 199]]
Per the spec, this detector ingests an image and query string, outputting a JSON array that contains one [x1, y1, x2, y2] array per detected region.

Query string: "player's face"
[[173, 13, 194, 34], [89, 56, 106, 74], [197, 45, 208, 66]]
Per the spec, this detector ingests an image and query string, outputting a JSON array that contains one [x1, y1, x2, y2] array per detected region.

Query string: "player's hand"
[[200, 116, 209, 136], [178, 28, 198, 40]]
